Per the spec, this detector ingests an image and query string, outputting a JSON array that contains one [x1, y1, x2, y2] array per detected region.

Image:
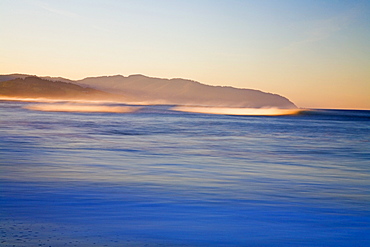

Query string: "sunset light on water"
[[25, 103, 140, 113], [173, 106, 303, 116]]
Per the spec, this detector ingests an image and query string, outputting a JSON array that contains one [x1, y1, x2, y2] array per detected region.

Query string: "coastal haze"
[[0, 74, 296, 109], [77, 75, 296, 108]]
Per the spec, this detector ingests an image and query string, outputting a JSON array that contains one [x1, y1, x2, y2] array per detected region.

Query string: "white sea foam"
[[24, 103, 139, 113], [172, 106, 302, 116]]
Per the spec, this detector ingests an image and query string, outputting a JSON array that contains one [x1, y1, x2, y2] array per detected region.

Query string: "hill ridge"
[[0, 74, 297, 108]]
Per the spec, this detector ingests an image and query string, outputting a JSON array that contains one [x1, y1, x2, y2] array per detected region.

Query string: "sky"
[[1, 0, 369, 109]]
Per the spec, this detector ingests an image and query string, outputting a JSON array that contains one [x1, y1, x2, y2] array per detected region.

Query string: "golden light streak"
[[24, 103, 139, 113], [172, 106, 303, 116]]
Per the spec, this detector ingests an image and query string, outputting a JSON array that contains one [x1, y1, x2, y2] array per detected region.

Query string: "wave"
[[297, 109, 370, 120], [172, 106, 303, 116], [6, 95, 368, 118], [24, 103, 140, 113]]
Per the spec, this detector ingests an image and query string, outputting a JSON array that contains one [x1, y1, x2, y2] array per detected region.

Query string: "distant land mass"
[[0, 74, 297, 108], [0, 77, 123, 101]]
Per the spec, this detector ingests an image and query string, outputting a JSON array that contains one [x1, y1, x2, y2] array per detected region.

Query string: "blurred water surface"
[[0, 101, 369, 246]]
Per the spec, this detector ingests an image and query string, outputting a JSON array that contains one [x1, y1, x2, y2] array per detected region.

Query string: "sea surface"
[[0, 100, 369, 246]]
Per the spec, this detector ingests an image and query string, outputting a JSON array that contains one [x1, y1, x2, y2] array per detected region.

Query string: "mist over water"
[[2, 97, 301, 116], [0, 100, 369, 246], [24, 103, 140, 113], [173, 106, 303, 116]]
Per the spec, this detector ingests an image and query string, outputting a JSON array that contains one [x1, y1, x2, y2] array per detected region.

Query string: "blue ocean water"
[[0, 100, 369, 246]]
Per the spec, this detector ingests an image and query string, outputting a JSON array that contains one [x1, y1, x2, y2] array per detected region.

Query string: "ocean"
[[0, 100, 369, 246]]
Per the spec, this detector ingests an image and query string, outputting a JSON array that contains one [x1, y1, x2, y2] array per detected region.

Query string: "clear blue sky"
[[1, 0, 369, 109]]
